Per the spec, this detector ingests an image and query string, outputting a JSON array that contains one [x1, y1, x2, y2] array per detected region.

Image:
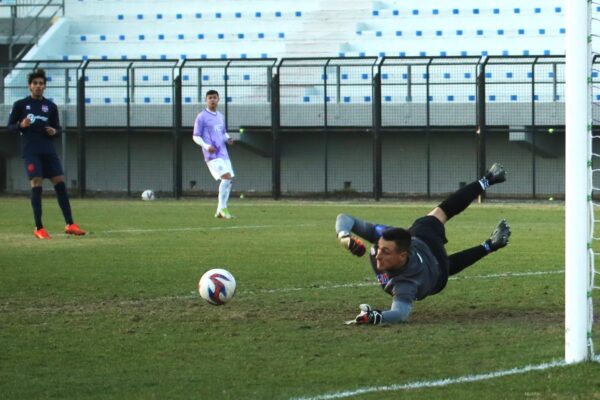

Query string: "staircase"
[[0, 0, 63, 65], [285, 0, 372, 57]]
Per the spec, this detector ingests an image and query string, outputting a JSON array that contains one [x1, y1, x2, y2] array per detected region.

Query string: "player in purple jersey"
[[193, 90, 235, 219], [7, 69, 86, 239], [336, 163, 511, 325]]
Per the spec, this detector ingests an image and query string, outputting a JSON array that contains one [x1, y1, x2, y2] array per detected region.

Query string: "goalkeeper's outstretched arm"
[[336, 213, 392, 257], [382, 299, 413, 323], [335, 213, 388, 244]]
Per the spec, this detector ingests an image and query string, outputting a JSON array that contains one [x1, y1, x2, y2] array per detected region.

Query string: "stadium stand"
[[19, 0, 566, 61], [3, 1, 568, 108], [344, 3, 565, 57]]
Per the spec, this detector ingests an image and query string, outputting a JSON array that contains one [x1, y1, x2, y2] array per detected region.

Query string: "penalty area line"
[[20, 269, 564, 313], [98, 223, 317, 234], [289, 359, 567, 400], [251, 270, 565, 295], [125, 270, 564, 305], [449, 269, 564, 281]]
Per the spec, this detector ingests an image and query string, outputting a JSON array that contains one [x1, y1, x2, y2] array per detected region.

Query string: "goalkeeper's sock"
[[437, 181, 483, 220], [448, 245, 488, 276], [31, 186, 43, 230]]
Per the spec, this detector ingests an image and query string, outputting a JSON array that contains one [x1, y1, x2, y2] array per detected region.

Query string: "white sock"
[[225, 179, 233, 204], [218, 179, 232, 210]]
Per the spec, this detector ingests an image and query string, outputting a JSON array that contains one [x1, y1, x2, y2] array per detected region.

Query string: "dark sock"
[[448, 245, 488, 276], [31, 186, 43, 229], [54, 181, 74, 225], [438, 181, 484, 220]]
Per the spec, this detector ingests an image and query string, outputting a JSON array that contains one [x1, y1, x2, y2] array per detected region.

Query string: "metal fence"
[[0, 56, 572, 199]]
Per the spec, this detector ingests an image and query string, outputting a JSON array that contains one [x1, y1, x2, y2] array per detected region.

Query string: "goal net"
[[565, 0, 595, 363]]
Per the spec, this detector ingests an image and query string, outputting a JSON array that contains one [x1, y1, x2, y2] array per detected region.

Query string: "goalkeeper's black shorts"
[[409, 215, 449, 293]]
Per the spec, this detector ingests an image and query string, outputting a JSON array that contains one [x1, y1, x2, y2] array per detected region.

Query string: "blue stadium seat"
[[29, 0, 567, 106]]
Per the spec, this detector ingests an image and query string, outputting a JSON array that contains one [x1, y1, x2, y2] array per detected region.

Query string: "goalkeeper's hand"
[[353, 304, 383, 325], [339, 235, 366, 257]]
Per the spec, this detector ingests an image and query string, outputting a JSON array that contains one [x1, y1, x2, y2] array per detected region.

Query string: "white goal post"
[[565, 0, 592, 363]]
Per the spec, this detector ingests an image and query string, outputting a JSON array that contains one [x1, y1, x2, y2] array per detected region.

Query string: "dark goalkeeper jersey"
[[369, 237, 446, 303], [7, 96, 62, 156]]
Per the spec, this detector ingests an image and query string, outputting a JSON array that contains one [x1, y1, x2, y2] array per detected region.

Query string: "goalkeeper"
[[336, 163, 511, 325]]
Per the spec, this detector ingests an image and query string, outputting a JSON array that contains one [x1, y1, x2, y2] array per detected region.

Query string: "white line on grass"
[[450, 270, 564, 280], [289, 359, 567, 400], [130, 269, 564, 304], [14, 269, 565, 315], [253, 270, 565, 294], [98, 223, 317, 234]]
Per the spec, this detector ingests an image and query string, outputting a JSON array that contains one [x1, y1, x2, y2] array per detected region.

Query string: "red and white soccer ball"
[[198, 268, 237, 305]]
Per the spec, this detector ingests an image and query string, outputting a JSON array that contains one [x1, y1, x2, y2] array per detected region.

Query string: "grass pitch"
[[1, 196, 599, 399]]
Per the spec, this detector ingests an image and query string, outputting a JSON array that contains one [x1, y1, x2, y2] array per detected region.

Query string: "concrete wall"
[[0, 102, 565, 130], [3, 128, 566, 197]]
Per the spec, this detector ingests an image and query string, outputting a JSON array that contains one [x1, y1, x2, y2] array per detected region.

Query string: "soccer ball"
[[141, 189, 155, 201], [198, 268, 236, 305]]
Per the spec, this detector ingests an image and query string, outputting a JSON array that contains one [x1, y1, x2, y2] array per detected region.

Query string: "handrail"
[[8, 0, 65, 66]]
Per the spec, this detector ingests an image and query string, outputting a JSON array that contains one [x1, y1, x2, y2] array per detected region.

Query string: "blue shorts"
[[24, 152, 64, 180]]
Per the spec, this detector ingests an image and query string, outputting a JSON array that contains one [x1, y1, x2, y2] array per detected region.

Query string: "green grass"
[[1, 197, 599, 399]]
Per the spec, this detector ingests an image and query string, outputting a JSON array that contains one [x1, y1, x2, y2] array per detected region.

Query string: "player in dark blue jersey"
[[7, 69, 86, 239], [336, 163, 511, 325]]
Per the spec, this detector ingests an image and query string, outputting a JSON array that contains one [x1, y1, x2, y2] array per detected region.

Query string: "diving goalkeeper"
[[336, 163, 511, 325]]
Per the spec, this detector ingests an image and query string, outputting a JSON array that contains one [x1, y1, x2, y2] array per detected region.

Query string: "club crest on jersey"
[[42, 105, 49, 113], [26, 105, 31, 110], [376, 273, 390, 285]]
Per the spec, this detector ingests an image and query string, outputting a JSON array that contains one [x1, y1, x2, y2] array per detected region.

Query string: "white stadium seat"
[[7, 0, 573, 106]]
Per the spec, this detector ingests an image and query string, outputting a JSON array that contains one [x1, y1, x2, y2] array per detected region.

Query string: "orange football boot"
[[65, 223, 87, 236], [33, 227, 51, 239]]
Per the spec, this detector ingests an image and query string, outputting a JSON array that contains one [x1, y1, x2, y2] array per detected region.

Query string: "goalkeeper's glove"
[[354, 304, 383, 325], [339, 234, 366, 257]]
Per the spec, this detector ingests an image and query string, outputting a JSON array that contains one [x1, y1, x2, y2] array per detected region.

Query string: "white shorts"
[[206, 158, 235, 181]]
